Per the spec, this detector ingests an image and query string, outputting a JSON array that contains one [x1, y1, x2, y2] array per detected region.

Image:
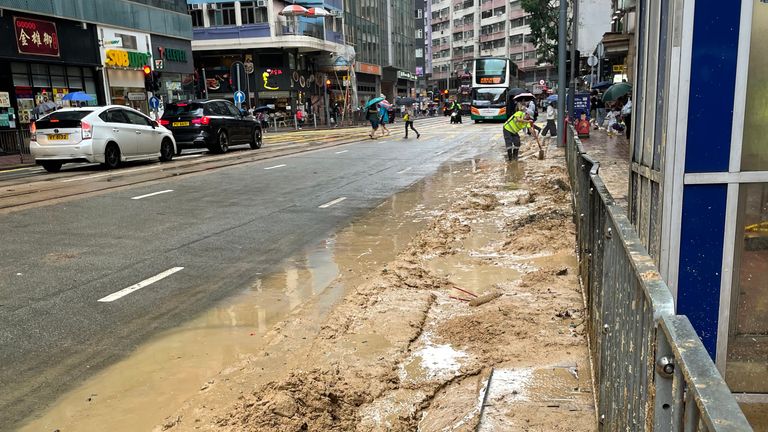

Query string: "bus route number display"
[[479, 77, 502, 84]]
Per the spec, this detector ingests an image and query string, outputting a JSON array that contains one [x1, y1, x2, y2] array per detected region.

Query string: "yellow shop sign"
[[105, 49, 151, 69]]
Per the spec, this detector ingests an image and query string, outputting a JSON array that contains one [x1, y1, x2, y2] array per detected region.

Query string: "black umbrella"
[[508, 88, 527, 98], [253, 105, 274, 112], [395, 97, 417, 106]]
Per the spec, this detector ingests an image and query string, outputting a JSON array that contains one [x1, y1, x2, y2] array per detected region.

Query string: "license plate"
[[47, 134, 69, 141], [172, 121, 190, 127]]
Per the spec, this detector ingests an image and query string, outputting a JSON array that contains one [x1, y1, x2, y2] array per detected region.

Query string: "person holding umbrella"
[[366, 103, 380, 139], [377, 102, 391, 137], [403, 104, 420, 139], [502, 103, 531, 161]]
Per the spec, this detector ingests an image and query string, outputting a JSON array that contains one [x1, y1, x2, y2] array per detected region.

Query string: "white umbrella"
[[513, 92, 535, 100], [306, 7, 331, 17], [279, 5, 308, 16]]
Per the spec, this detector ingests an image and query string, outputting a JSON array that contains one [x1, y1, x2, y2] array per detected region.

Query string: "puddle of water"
[[428, 254, 521, 298], [20, 157, 501, 432]]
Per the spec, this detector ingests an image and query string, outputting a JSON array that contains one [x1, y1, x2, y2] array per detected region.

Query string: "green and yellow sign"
[[105, 49, 151, 69]]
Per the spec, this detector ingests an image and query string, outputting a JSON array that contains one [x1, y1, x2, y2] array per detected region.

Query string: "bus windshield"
[[472, 88, 508, 107], [476, 59, 508, 85]]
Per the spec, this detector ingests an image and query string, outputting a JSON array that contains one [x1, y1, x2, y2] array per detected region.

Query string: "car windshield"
[[35, 110, 92, 129], [162, 103, 204, 117], [472, 88, 507, 107]]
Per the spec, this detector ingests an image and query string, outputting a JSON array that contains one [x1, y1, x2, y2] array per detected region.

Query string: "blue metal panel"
[[677, 184, 727, 357], [684, 1, 741, 173], [192, 24, 271, 40]]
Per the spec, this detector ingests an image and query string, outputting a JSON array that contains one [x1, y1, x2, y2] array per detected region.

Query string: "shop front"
[[396, 70, 416, 98], [98, 26, 152, 114], [353, 62, 381, 107], [0, 13, 103, 131], [149, 34, 194, 105]]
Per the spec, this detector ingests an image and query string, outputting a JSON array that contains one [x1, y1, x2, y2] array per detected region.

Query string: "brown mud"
[[156, 139, 596, 431]]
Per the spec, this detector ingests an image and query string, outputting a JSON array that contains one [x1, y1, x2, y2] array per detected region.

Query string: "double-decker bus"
[[469, 57, 523, 122]]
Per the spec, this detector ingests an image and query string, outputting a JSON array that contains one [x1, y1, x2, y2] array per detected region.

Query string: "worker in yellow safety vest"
[[503, 104, 531, 161]]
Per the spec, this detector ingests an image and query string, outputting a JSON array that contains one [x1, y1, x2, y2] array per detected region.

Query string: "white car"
[[30, 105, 177, 173]]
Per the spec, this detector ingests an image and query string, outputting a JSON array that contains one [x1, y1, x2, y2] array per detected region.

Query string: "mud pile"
[[159, 139, 595, 431]]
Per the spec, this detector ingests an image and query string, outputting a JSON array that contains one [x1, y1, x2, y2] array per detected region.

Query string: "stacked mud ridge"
[[162, 142, 595, 432]]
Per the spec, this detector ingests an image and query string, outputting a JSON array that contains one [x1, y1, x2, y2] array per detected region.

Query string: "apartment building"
[[429, 0, 553, 93]]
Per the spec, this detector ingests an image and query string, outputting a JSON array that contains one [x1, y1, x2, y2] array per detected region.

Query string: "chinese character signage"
[[14, 17, 60, 57]]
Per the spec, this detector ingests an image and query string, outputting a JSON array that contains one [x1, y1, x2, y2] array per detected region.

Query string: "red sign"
[[14, 17, 60, 57]]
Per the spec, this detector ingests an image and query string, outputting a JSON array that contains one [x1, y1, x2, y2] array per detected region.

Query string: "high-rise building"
[[429, 0, 555, 94], [414, 0, 427, 99], [379, 0, 417, 99]]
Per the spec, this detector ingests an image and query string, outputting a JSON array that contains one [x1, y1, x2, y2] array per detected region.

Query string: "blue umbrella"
[[592, 81, 613, 90], [62, 91, 94, 102], [363, 96, 385, 109], [546, 94, 558, 102]]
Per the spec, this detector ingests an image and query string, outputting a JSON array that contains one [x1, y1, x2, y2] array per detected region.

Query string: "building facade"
[[189, 0, 347, 122], [414, 0, 427, 99], [428, 0, 554, 98], [380, 0, 416, 99], [0, 0, 192, 126]]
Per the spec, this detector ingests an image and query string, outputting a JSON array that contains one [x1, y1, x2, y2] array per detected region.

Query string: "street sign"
[[149, 96, 160, 110], [587, 55, 598, 67], [613, 65, 626, 73], [539, 79, 546, 86], [234, 90, 246, 104], [596, 42, 605, 58], [154, 59, 164, 70]]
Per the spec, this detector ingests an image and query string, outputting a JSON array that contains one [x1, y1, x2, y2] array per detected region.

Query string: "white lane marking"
[[98, 267, 184, 302], [264, 164, 287, 170], [335, 150, 348, 154], [397, 167, 413, 174], [60, 166, 158, 183], [131, 189, 174, 200], [434, 150, 447, 156], [319, 197, 347, 208]]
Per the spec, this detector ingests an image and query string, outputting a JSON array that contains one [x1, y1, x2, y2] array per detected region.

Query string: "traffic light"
[[151, 71, 161, 92], [565, 49, 581, 83], [143, 65, 153, 92], [600, 57, 613, 81], [443, 89, 449, 95]]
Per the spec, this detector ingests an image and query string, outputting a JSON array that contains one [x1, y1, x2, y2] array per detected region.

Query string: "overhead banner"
[[14, 17, 60, 57]]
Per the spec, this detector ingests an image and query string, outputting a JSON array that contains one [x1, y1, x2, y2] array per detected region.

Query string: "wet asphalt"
[[0, 121, 501, 429]]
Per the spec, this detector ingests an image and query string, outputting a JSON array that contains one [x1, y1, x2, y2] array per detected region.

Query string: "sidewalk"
[[0, 153, 34, 170], [574, 127, 631, 207]]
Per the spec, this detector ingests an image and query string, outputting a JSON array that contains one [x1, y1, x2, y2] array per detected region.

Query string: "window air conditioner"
[[256, 0, 267, 7], [208, 3, 218, 10], [190, 3, 203, 10]]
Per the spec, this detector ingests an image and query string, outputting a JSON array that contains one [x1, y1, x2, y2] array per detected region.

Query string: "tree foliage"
[[521, 0, 568, 65]]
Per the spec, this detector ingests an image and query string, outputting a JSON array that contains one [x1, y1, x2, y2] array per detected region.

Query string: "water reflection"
[[20, 158, 494, 432]]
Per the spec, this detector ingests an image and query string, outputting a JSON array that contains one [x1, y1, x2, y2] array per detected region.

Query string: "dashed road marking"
[[131, 189, 174, 200], [335, 150, 348, 154], [60, 166, 158, 183], [98, 267, 184, 302], [397, 167, 413, 174], [264, 164, 287, 170], [319, 197, 347, 208]]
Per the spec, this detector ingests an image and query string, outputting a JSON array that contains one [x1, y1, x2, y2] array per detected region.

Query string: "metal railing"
[[565, 126, 753, 431], [0, 128, 32, 166]]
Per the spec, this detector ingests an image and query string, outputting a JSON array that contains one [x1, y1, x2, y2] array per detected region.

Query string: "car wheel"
[[159, 139, 174, 162], [250, 128, 262, 149], [104, 143, 121, 169], [214, 130, 229, 153], [41, 161, 62, 173]]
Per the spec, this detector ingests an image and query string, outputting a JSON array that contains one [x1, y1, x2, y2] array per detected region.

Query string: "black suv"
[[160, 99, 262, 154]]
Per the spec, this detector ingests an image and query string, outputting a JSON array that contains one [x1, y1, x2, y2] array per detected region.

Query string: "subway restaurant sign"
[[105, 49, 151, 69]]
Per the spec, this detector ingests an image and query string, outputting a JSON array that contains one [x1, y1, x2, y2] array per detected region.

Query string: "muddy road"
[[18, 130, 596, 431]]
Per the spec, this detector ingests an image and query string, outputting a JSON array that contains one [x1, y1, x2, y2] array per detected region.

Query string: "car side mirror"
[[151, 120, 158, 128]]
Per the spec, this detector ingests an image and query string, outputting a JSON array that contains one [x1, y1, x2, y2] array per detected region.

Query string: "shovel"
[[531, 122, 545, 160]]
